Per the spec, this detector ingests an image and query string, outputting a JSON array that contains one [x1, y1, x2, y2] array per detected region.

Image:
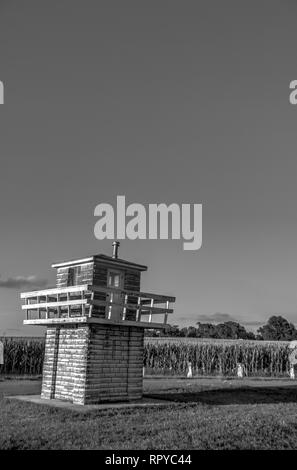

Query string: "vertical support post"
[[122, 294, 128, 320], [46, 295, 49, 320], [37, 295, 40, 320], [164, 301, 169, 325], [67, 292, 70, 318], [49, 326, 60, 399], [136, 296, 141, 321], [82, 290, 85, 316], [57, 293, 60, 318], [89, 290, 94, 317], [108, 292, 113, 320], [149, 298, 154, 323]]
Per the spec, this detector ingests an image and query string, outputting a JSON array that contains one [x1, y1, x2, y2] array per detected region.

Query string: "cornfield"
[[0, 336, 292, 377], [0, 337, 44, 375], [143, 339, 291, 377]]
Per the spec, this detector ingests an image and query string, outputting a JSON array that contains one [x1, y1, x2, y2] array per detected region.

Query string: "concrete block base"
[[7, 394, 174, 413], [41, 323, 144, 405]]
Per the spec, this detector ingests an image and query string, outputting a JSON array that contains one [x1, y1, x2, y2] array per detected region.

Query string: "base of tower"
[[7, 394, 175, 412], [41, 322, 144, 405]]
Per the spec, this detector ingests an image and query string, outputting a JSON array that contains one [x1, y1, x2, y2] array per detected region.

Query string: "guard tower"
[[20, 243, 175, 404]]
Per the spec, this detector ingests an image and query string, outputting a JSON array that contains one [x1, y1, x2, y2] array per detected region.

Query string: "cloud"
[[196, 312, 237, 323], [241, 320, 263, 327], [195, 312, 264, 327], [0, 275, 48, 289]]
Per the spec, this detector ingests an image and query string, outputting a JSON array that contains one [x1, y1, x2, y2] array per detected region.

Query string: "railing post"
[[122, 294, 128, 320], [89, 290, 94, 318], [46, 295, 49, 320], [37, 295, 40, 319], [164, 301, 169, 325], [82, 290, 85, 316], [149, 298, 154, 323], [67, 292, 70, 318], [57, 293, 60, 318], [108, 292, 113, 320], [136, 296, 141, 321]]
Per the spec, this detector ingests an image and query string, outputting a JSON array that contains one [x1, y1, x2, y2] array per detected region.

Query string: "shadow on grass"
[[145, 386, 297, 406]]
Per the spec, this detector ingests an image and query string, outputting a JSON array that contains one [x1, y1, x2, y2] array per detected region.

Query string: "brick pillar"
[[127, 327, 144, 400], [71, 326, 90, 405], [40, 323, 145, 405], [41, 326, 60, 399], [83, 324, 145, 404]]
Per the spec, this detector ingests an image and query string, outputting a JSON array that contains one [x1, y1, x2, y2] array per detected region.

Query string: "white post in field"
[[0, 341, 4, 365], [187, 361, 193, 378], [0, 81, 3, 104]]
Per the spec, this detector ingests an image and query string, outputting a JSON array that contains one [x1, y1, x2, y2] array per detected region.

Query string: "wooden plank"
[[23, 317, 167, 329], [20, 284, 90, 299], [21, 284, 175, 304], [90, 299, 173, 314], [51, 258, 94, 268], [88, 285, 175, 302], [22, 299, 88, 310]]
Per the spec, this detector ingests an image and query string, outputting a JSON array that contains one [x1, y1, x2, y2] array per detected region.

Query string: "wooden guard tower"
[[20, 242, 175, 404]]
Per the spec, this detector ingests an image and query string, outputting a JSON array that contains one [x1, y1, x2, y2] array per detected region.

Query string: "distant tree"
[[179, 328, 186, 337], [257, 315, 297, 341], [180, 327, 189, 337], [215, 321, 251, 340], [195, 320, 256, 339], [255, 333, 264, 341], [144, 329, 160, 337], [185, 326, 198, 337], [246, 330, 256, 340], [196, 322, 218, 338], [146, 319, 256, 339], [163, 324, 182, 337]]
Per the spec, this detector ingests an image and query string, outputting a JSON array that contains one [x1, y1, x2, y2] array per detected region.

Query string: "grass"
[[1, 378, 297, 449]]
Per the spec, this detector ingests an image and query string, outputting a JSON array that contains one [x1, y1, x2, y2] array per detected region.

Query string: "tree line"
[[146, 315, 297, 341]]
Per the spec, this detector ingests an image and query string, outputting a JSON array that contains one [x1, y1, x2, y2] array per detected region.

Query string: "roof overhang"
[[24, 317, 167, 330], [51, 254, 147, 271]]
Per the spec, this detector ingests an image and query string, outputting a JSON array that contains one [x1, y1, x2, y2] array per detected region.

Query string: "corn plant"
[[0, 337, 45, 375], [0, 336, 291, 377], [143, 339, 290, 377]]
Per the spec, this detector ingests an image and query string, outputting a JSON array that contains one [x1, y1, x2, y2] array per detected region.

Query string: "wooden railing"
[[21, 284, 175, 328]]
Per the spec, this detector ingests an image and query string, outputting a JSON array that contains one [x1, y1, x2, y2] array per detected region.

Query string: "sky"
[[0, 1, 297, 336]]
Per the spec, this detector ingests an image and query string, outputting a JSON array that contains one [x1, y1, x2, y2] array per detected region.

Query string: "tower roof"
[[51, 254, 147, 271]]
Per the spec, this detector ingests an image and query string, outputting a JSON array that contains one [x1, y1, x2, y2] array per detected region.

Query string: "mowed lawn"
[[1, 377, 297, 449]]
